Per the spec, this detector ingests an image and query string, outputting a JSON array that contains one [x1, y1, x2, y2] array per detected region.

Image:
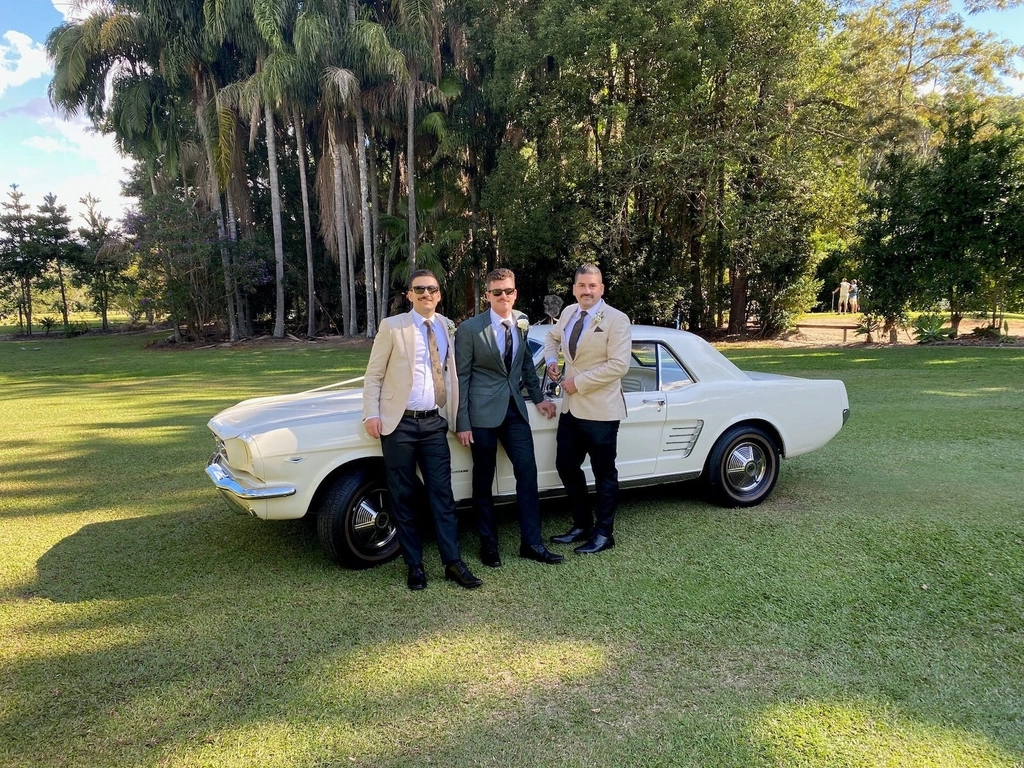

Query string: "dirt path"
[[775, 315, 1024, 348]]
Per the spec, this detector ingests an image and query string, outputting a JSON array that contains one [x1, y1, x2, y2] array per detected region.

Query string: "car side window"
[[658, 344, 693, 391], [622, 342, 658, 392]]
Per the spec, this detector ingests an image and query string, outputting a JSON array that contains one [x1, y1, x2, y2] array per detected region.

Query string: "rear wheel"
[[704, 425, 780, 508], [316, 467, 399, 568]]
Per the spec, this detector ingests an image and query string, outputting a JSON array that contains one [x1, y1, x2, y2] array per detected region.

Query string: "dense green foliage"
[[2, 0, 1024, 339]]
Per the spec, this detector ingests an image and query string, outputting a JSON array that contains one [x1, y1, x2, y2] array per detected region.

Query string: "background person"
[[362, 269, 482, 591], [455, 268, 562, 567], [544, 264, 631, 555], [848, 279, 859, 313], [833, 278, 851, 313]]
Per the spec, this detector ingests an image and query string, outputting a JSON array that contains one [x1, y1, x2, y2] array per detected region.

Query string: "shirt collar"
[[489, 308, 515, 328]]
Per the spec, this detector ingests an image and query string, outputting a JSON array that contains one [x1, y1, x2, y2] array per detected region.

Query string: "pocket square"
[[594, 327, 604, 333]]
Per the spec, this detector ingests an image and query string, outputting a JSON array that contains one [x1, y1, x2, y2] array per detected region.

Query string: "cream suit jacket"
[[543, 302, 630, 421], [362, 311, 460, 436]]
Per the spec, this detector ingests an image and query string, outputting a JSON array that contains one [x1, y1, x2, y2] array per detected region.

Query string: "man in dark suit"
[[544, 263, 631, 554], [455, 268, 563, 567], [363, 269, 482, 591]]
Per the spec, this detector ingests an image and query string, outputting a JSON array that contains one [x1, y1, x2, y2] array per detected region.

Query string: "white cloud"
[[0, 31, 52, 98], [51, 0, 104, 24], [13, 114, 136, 222], [22, 136, 67, 153]]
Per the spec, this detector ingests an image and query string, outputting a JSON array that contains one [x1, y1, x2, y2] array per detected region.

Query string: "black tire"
[[316, 466, 399, 568], [704, 424, 780, 508]]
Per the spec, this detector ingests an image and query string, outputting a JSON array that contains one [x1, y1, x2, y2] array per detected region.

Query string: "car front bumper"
[[206, 457, 297, 516]]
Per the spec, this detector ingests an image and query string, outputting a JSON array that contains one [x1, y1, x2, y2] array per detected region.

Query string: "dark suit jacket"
[[455, 310, 544, 432]]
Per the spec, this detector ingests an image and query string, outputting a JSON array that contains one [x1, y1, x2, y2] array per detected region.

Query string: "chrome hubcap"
[[350, 490, 396, 553], [725, 441, 767, 493]]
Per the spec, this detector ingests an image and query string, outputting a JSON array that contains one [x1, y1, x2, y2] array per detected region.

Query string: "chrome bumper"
[[205, 460, 297, 515]]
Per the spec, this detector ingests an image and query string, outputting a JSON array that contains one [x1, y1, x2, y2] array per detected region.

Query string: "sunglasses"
[[410, 285, 440, 295], [487, 287, 516, 296]]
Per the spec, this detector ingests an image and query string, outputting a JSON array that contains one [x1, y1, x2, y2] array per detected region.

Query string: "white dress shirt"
[[407, 312, 448, 411]]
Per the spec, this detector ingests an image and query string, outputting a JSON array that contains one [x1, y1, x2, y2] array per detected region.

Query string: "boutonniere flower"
[[516, 316, 529, 333], [593, 311, 604, 331], [445, 318, 456, 336]]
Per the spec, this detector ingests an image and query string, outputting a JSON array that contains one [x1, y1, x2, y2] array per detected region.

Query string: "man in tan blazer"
[[363, 269, 482, 590], [544, 264, 630, 554]]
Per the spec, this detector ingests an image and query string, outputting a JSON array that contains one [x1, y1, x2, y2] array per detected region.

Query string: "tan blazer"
[[544, 302, 631, 421], [362, 311, 460, 436]]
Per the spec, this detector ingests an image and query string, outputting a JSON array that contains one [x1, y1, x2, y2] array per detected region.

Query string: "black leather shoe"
[[444, 560, 483, 589], [480, 545, 502, 568], [519, 543, 564, 564], [550, 527, 591, 545], [574, 534, 615, 554], [407, 564, 427, 590]]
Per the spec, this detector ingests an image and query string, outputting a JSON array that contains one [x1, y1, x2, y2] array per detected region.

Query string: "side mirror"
[[545, 380, 562, 399]]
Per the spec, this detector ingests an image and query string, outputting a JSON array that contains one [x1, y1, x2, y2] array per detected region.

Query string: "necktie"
[[425, 320, 446, 408], [502, 320, 514, 372], [568, 310, 587, 358]]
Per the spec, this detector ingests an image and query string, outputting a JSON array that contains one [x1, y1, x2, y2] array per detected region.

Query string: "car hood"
[[209, 387, 364, 439]]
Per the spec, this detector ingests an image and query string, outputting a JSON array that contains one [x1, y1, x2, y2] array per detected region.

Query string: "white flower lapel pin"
[[445, 318, 457, 337], [593, 311, 605, 332], [516, 316, 529, 333]]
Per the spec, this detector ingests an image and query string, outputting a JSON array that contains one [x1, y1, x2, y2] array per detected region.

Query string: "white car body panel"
[[206, 325, 849, 522]]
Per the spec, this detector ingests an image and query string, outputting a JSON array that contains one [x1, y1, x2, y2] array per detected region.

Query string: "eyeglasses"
[[410, 285, 440, 295], [487, 287, 516, 296]]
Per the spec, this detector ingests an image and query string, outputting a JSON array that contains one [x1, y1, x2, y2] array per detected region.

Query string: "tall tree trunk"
[[198, 96, 238, 342], [265, 101, 287, 339], [406, 72, 418, 271], [293, 107, 317, 338], [354, 99, 376, 337], [341, 145, 358, 335], [349, 0, 376, 336], [368, 128, 382, 321], [55, 262, 70, 331], [330, 126, 351, 336]]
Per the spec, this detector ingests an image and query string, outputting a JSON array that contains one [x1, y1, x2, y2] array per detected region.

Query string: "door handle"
[[642, 397, 666, 406]]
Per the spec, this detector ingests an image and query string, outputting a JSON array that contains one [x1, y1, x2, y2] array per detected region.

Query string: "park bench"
[[794, 322, 859, 342]]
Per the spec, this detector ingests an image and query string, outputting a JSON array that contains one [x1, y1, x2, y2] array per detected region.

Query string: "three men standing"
[[363, 262, 630, 589], [362, 269, 483, 591], [544, 264, 631, 555], [455, 268, 563, 567]]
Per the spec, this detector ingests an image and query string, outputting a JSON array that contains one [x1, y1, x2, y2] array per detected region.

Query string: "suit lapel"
[[401, 311, 418, 379], [480, 315, 507, 372]]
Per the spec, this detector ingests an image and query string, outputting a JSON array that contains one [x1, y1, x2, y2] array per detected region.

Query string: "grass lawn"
[[1, 333, 1022, 767]]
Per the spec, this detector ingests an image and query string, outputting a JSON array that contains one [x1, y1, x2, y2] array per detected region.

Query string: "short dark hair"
[[575, 263, 602, 282], [485, 267, 515, 287], [408, 269, 440, 289]]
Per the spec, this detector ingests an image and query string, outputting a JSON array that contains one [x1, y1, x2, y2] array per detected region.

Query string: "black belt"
[[403, 408, 439, 419]]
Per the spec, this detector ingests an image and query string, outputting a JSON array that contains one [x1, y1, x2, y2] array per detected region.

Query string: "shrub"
[[912, 313, 952, 343]]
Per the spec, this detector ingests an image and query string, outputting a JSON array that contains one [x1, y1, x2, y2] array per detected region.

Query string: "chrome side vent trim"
[[663, 420, 704, 457]]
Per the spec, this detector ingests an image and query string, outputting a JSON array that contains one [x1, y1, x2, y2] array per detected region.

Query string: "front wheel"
[[704, 425, 780, 508], [316, 467, 399, 568]]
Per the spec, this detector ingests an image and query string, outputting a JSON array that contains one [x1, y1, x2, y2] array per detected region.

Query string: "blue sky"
[[1, 1, 134, 225], [2, 1, 1024, 227]]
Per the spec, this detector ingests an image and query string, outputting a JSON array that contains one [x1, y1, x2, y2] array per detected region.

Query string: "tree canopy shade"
[[12, 0, 1021, 340]]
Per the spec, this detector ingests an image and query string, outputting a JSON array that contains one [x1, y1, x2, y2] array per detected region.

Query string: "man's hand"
[[536, 401, 557, 419], [365, 417, 382, 439], [562, 377, 578, 395], [546, 362, 561, 380], [457, 430, 474, 446]]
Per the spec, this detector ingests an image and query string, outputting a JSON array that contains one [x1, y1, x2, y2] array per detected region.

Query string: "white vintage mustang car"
[[206, 325, 849, 568]]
